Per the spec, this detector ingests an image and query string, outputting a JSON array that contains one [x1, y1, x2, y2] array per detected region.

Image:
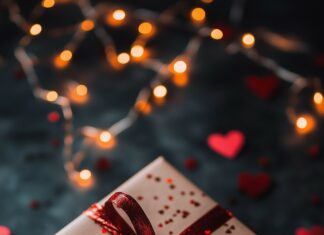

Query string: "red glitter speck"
[[166, 178, 173, 184], [47, 111, 60, 123], [137, 196, 143, 201], [154, 196, 159, 200], [0, 226, 11, 235], [95, 158, 111, 172], [101, 228, 107, 234], [168, 196, 173, 201], [147, 174, 152, 179], [158, 210, 164, 215], [164, 205, 169, 210], [155, 177, 161, 182], [204, 229, 212, 235], [158, 223, 163, 228]]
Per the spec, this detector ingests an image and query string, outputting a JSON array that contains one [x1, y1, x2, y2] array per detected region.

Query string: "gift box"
[[56, 157, 255, 235]]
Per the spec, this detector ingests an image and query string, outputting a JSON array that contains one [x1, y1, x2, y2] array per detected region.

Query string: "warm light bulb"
[[79, 169, 92, 180], [138, 22, 154, 35], [80, 20, 95, 31], [130, 45, 144, 58], [53, 55, 69, 69], [242, 33, 255, 48], [112, 9, 126, 21], [173, 60, 187, 74], [314, 92, 323, 104], [60, 50, 73, 62], [97, 131, 115, 149], [29, 24, 42, 36], [117, 53, 130, 64], [191, 7, 206, 22], [136, 100, 152, 115], [46, 91, 58, 102], [42, 0, 55, 8], [295, 114, 315, 135], [210, 28, 223, 40], [76, 84, 88, 96], [99, 131, 112, 143], [153, 85, 167, 98]]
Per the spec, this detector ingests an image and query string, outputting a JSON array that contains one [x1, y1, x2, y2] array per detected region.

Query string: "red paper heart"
[[238, 172, 272, 198], [295, 226, 324, 235], [207, 131, 245, 159], [245, 75, 279, 99]]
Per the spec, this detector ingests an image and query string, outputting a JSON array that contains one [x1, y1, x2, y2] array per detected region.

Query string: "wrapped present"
[[56, 157, 255, 235]]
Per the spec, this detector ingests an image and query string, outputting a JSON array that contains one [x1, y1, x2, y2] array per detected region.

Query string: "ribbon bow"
[[86, 192, 233, 235]]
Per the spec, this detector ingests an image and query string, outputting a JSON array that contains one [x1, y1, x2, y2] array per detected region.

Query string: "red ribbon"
[[86, 192, 232, 235]]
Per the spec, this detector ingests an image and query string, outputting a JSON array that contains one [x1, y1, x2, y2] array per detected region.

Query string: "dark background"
[[0, 0, 323, 234]]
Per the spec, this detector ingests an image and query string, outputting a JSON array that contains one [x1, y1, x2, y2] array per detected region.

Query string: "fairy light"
[[153, 85, 167, 98], [138, 22, 154, 35], [313, 92, 323, 104], [242, 33, 255, 48], [46, 91, 58, 102], [10, 0, 315, 188], [42, 0, 55, 8], [130, 45, 145, 58], [210, 28, 223, 40], [29, 24, 42, 36], [67, 83, 88, 104], [172, 60, 187, 74], [117, 52, 130, 64], [60, 50, 73, 62], [295, 115, 316, 135], [80, 20, 95, 31], [191, 7, 206, 23]]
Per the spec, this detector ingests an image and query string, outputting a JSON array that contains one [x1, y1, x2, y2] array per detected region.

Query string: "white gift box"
[[56, 157, 255, 235]]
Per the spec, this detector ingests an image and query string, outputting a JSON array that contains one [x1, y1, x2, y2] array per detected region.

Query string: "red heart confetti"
[[295, 226, 324, 235], [95, 157, 111, 172], [0, 226, 11, 235], [207, 130, 245, 159], [245, 75, 280, 100], [50, 138, 61, 147], [311, 195, 321, 206], [47, 111, 60, 123], [257, 157, 271, 168], [308, 145, 320, 158], [184, 157, 198, 171], [29, 200, 41, 209], [238, 172, 272, 199]]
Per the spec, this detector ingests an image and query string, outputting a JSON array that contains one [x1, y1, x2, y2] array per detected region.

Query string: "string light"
[[75, 169, 94, 188], [313, 92, 323, 104], [172, 60, 187, 74], [117, 52, 130, 64], [210, 28, 223, 40], [242, 33, 255, 48], [295, 115, 316, 135], [29, 24, 42, 36], [80, 20, 95, 31], [9, 0, 318, 187], [60, 50, 73, 62], [130, 45, 145, 58], [153, 85, 167, 98], [97, 131, 115, 149], [42, 0, 55, 8], [191, 7, 206, 23], [46, 91, 58, 102], [138, 22, 154, 35], [67, 83, 88, 104]]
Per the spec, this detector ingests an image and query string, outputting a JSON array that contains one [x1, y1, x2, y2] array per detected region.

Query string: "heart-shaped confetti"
[[295, 226, 324, 235], [184, 157, 198, 171], [0, 226, 11, 235], [95, 157, 111, 172], [245, 75, 279, 99], [238, 172, 272, 198], [207, 130, 245, 159], [47, 111, 60, 123]]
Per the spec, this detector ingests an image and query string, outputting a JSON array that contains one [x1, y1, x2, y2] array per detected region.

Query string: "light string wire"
[[6, 0, 322, 187]]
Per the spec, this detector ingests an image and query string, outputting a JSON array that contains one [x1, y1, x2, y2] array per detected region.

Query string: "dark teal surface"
[[0, 0, 323, 234]]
